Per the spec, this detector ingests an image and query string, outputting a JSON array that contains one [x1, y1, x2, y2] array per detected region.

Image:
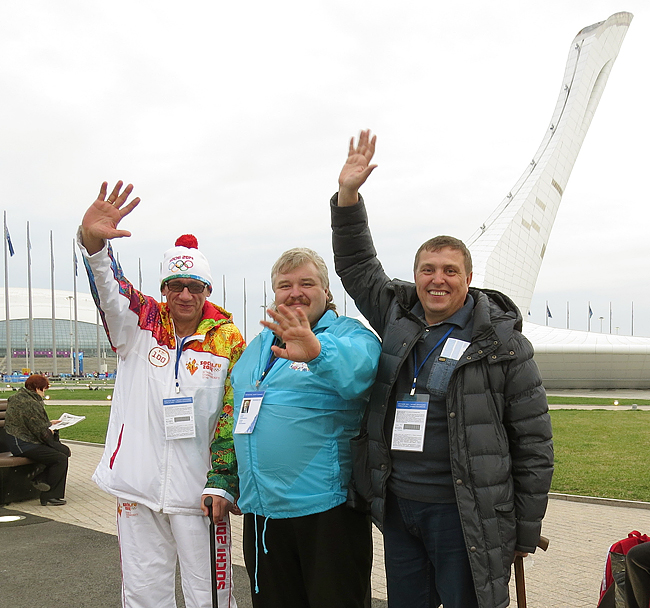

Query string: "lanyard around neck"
[[410, 326, 454, 395], [256, 337, 283, 389], [174, 336, 189, 394]]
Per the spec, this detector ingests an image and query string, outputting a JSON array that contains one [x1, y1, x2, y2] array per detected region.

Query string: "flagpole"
[[545, 300, 549, 327], [566, 301, 569, 329], [138, 258, 142, 291], [588, 302, 591, 332], [27, 222, 34, 373], [96, 308, 101, 376], [50, 230, 57, 375], [73, 239, 80, 376], [609, 302, 612, 334], [66, 295, 73, 374], [222, 274, 226, 309], [4, 212, 12, 376], [631, 301, 634, 336]]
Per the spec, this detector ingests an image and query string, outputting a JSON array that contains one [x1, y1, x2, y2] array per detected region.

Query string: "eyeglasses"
[[165, 281, 208, 294]]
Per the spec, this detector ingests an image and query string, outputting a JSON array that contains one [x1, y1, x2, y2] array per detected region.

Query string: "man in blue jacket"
[[228, 247, 382, 608]]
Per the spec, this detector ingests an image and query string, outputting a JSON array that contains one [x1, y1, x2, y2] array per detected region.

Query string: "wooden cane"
[[515, 535, 549, 608], [514, 556, 527, 608]]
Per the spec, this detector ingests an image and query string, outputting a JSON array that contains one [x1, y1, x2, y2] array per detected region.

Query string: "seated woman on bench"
[[4, 375, 70, 506]]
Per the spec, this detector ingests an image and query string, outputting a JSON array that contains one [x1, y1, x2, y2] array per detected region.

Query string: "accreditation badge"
[[391, 394, 430, 452], [163, 396, 196, 440], [440, 338, 471, 359], [234, 391, 265, 434]]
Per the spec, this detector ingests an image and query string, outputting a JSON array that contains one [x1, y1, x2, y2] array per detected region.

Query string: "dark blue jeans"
[[384, 491, 478, 608]]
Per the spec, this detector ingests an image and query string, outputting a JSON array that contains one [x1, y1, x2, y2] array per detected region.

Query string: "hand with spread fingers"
[[260, 304, 322, 362], [81, 180, 141, 255], [337, 129, 378, 207]]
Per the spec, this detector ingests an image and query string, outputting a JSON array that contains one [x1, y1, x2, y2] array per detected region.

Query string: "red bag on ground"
[[599, 530, 650, 607]]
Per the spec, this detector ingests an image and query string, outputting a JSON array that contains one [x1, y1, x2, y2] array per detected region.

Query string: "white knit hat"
[[160, 234, 212, 289]]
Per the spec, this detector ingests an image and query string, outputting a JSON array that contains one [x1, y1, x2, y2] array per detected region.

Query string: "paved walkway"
[[5, 441, 650, 606]]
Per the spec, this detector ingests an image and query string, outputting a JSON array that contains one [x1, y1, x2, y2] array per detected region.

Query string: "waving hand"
[[81, 181, 140, 254], [337, 129, 378, 207], [260, 305, 322, 362]]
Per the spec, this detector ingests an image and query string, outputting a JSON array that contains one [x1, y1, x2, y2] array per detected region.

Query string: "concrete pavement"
[[3, 440, 650, 607]]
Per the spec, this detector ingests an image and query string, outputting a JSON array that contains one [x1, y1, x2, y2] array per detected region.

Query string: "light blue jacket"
[[232, 310, 381, 518]]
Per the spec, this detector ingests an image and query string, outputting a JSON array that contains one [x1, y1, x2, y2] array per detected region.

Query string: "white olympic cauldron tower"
[[467, 12, 650, 389], [468, 11, 633, 314]]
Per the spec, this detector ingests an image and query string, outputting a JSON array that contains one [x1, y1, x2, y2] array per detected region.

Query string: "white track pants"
[[116, 498, 237, 608]]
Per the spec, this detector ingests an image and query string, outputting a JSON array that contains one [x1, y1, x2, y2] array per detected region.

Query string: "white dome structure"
[[523, 322, 650, 389], [0, 287, 114, 375]]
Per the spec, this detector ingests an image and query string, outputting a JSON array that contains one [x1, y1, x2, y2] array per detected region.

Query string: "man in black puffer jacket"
[[330, 131, 553, 608]]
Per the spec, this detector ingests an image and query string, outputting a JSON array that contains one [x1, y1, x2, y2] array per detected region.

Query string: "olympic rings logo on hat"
[[169, 259, 194, 271]]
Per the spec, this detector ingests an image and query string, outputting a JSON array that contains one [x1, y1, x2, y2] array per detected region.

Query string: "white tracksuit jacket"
[[79, 235, 244, 514]]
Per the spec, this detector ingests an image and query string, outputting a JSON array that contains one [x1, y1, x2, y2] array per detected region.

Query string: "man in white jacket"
[[78, 181, 245, 608]]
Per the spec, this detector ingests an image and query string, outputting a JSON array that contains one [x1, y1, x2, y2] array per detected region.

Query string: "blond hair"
[[271, 248, 336, 313]]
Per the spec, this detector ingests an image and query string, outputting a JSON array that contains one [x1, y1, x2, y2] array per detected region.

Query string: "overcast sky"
[[0, 1, 647, 340]]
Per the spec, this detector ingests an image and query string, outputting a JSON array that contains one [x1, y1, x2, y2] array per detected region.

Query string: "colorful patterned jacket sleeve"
[[205, 322, 246, 498], [78, 231, 170, 355]]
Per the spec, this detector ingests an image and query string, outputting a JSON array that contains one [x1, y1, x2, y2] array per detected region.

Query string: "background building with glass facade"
[[0, 287, 115, 375]]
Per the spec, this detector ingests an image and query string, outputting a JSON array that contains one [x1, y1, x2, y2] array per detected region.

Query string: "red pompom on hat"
[[160, 234, 212, 289], [175, 234, 199, 249]]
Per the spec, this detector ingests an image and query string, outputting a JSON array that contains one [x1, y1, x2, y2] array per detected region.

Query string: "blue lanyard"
[[411, 326, 454, 395], [174, 336, 188, 394], [256, 340, 282, 388]]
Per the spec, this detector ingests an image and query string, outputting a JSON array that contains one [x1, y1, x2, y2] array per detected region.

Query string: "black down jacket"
[[331, 195, 554, 608]]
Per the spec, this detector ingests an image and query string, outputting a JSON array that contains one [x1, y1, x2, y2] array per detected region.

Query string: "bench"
[[0, 398, 41, 505]]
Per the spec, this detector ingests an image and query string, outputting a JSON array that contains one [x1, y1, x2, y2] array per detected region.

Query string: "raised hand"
[[81, 181, 141, 254], [260, 305, 322, 362], [337, 129, 378, 206]]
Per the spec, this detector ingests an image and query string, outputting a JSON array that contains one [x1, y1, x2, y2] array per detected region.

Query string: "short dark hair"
[[413, 236, 472, 275], [25, 374, 50, 391]]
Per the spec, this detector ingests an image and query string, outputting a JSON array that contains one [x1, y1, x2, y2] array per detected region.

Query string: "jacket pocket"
[[347, 431, 372, 513], [495, 501, 517, 570], [426, 357, 459, 398]]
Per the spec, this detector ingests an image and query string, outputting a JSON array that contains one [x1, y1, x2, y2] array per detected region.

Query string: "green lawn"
[[550, 409, 650, 502], [547, 396, 650, 406], [44, 404, 112, 445], [1, 388, 114, 400], [23, 390, 650, 405], [41, 403, 650, 502]]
